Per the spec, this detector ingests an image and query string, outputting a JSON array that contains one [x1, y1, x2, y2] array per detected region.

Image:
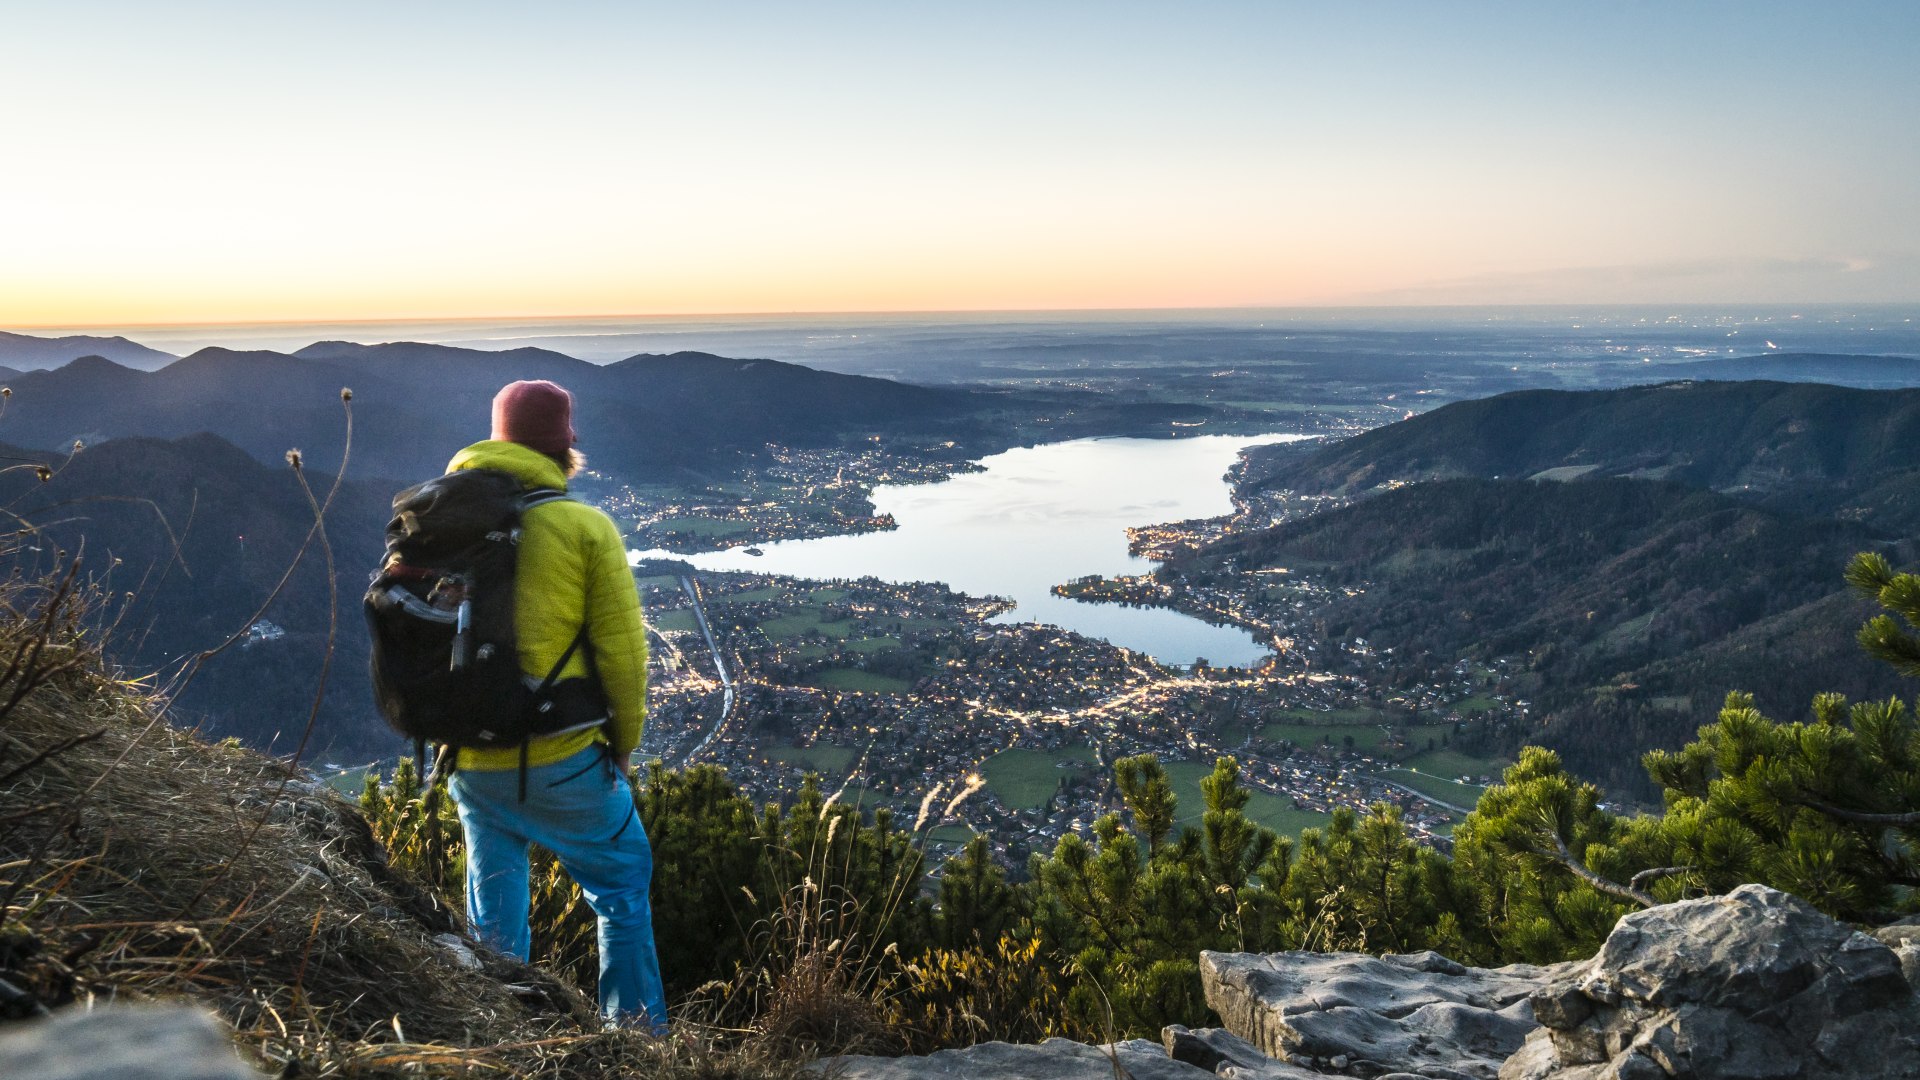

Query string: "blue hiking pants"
[[448, 743, 668, 1031]]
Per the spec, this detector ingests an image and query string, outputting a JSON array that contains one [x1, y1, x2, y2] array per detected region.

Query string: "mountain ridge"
[[0, 329, 178, 371], [1249, 379, 1920, 531], [0, 341, 995, 483], [1641, 351, 1920, 388]]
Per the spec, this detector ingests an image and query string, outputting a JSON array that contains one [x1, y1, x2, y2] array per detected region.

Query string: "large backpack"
[[365, 468, 595, 775]]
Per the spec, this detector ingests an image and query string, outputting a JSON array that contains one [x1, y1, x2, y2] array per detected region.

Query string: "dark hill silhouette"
[[0, 432, 392, 756], [57, 353, 139, 378], [596, 350, 965, 453], [1, 346, 421, 479], [1179, 476, 1902, 798], [1251, 380, 1920, 530], [0, 330, 177, 371], [0, 342, 990, 483]]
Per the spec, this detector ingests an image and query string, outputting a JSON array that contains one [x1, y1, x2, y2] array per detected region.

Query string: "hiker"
[[372, 379, 666, 1032]]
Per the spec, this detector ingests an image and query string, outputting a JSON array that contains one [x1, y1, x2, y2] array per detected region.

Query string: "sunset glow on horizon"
[[6, 1, 1917, 326]]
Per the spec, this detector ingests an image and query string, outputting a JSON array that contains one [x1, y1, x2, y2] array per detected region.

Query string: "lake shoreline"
[[629, 433, 1310, 667]]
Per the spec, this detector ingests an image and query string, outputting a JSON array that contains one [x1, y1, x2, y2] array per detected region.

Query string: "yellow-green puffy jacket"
[[445, 440, 647, 771]]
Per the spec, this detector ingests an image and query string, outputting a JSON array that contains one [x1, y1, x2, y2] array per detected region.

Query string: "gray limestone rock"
[[820, 1036, 1217, 1079], [1872, 913, 1920, 946], [1164, 1023, 1272, 1072], [826, 885, 1920, 1080], [1157, 1025, 1332, 1078], [0, 1005, 266, 1079], [433, 932, 483, 970], [1201, 947, 1576, 1080], [1872, 917, 1920, 994], [1216, 1058, 1332, 1080], [1504, 884, 1920, 1079], [1497, 1030, 1563, 1080], [1416, 1068, 1486, 1080]]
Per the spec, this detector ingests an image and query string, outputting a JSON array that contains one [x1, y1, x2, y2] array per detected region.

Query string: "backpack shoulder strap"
[[516, 487, 573, 512], [535, 626, 590, 697]]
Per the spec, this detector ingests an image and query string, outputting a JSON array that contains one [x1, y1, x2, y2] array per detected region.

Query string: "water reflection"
[[632, 434, 1308, 667]]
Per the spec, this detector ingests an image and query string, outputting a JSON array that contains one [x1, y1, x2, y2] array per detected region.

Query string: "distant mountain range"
[[1641, 352, 1920, 388], [0, 330, 177, 371], [0, 342, 995, 483]]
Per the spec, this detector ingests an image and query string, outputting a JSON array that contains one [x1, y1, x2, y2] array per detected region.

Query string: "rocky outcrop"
[[1503, 884, 1920, 1079], [823, 1037, 1216, 1078], [823, 883, 1920, 1080], [1870, 913, 1920, 989], [1163, 1024, 1291, 1074], [1161, 1024, 1331, 1078], [1198, 948, 1576, 1079], [0, 1005, 267, 1079]]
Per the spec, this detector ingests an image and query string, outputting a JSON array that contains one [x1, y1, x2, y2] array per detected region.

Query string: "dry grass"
[[887, 934, 1091, 1051], [0, 571, 800, 1079], [722, 878, 905, 1060]]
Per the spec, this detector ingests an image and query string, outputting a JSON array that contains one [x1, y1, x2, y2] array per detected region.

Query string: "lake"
[[631, 433, 1308, 667]]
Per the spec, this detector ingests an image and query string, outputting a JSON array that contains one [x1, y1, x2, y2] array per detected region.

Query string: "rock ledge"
[[1503, 884, 1920, 1080], [818, 884, 1920, 1080]]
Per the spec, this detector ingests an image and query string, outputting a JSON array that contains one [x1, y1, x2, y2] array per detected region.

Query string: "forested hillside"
[[1180, 476, 1907, 796], [0, 433, 392, 756], [1251, 380, 1920, 532]]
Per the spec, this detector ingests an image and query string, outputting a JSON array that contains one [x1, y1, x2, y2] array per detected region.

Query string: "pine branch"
[[1799, 799, 1920, 827], [1857, 616, 1920, 680], [1628, 865, 1694, 893], [1541, 833, 1657, 908]]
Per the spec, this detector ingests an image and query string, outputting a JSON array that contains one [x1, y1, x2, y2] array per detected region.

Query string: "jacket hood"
[[447, 439, 569, 491]]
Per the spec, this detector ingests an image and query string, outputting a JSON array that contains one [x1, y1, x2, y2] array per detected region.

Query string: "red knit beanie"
[[491, 380, 576, 457]]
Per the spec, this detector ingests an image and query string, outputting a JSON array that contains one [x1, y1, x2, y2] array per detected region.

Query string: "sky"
[[4, 1, 1917, 325]]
